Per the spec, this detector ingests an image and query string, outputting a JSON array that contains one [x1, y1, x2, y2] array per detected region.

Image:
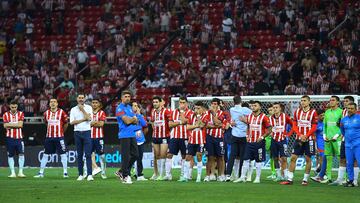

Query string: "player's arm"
[[116, 108, 137, 125], [257, 117, 272, 142], [4, 121, 24, 128], [137, 115, 147, 127], [340, 119, 345, 138], [70, 108, 89, 125], [323, 111, 328, 141], [292, 112, 301, 137], [305, 111, 318, 138]]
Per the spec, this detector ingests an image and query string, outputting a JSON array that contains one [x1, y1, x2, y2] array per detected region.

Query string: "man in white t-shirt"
[[222, 17, 233, 49], [70, 93, 93, 181]]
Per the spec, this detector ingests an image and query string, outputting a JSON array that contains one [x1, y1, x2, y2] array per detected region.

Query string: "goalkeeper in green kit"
[[322, 96, 343, 184]]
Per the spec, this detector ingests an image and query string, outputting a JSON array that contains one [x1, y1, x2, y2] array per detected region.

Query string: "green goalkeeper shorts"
[[324, 140, 341, 156], [265, 136, 272, 152]]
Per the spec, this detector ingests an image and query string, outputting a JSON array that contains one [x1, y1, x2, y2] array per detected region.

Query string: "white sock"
[[39, 154, 49, 174], [284, 169, 288, 179], [287, 171, 294, 181], [233, 159, 240, 178], [99, 154, 106, 174], [157, 159, 161, 176], [354, 167, 359, 183], [8, 157, 15, 174], [197, 161, 203, 178], [184, 161, 191, 179], [337, 166, 346, 182], [159, 159, 165, 177], [241, 160, 250, 179], [83, 158, 87, 174], [165, 158, 172, 177], [276, 168, 281, 178], [303, 173, 309, 182], [60, 154, 68, 174], [255, 162, 262, 179], [18, 155, 25, 174], [247, 160, 255, 179], [189, 164, 193, 179], [180, 159, 185, 178]]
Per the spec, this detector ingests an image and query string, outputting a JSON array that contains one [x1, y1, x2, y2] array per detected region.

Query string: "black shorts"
[[152, 137, 169, 145], [270, 139, 287, 158], [91, 138, 105, 155], [186, 144, 205, 156], [44, 138, 66, 154], [205, 135, 225, 157], [340, 141, 346, 159], [243, 140, 266, 162], [6, 138, 24, 157], [292, 140, 315, 157], [168, 138, 188, 156]]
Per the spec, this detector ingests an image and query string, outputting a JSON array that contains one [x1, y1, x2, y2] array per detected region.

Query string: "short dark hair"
[[233, 95, 242, 105], [348, 102, 357, 109], [242, 102, 250, 108], [211, 98, 221, 105], [248, 100, 255, 104], [92, 97, 101, 102], [152, 95, 163, 102], [301, 95, 311, 101], [179, 96, 188, 102], [121, 90, 132, 97], [331, 95, 340, 102], [344, 96, 355, 102], [10, 100, 18, 105], [253, 101, 262, 106], [195, 101, 207, 109], [272, 102, 281, 108]]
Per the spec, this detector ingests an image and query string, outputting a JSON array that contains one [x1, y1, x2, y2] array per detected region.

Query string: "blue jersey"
[[116, 103, 136, 139], [134, 114, 147, 144], [340, 114, 360, 149], [316, 121, 324, 142]]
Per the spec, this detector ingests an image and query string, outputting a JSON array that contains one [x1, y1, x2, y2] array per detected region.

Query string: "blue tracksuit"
[[340, 114, 360, 181]]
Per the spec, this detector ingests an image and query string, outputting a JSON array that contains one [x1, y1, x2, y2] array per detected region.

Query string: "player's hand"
[[256, 137, 263, 143], [85, 115, 92, 121], [239, 116, 247, 123], [180, 115, 187, 124], [300, 134, 307, 142], [230, 120, 236, 127], [133, 116, 138, 124]]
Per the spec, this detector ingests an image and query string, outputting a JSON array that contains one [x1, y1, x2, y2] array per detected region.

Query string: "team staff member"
[[225, 96, 252, 181], [115, 90, 139, 184], [70, 93, 93, 181]]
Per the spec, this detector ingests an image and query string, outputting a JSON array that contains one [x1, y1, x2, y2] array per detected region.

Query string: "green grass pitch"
[[0, 168, 359, 203]]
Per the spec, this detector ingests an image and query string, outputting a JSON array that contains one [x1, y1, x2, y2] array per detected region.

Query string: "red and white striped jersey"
[[187, 112, 209, 144], [206, 110, 228, 138], [44, 109, 68, 138], [342, 108, 348, 117], [3, 111, 24, 139], [91, 110, 106, 139], [247, 113, 271, 143], [169, 108, 193, 139], [293, 108, 318, 140], [24, 98, 35, 113], [151, 108, 171, 138], [269, 113, 293, 142]]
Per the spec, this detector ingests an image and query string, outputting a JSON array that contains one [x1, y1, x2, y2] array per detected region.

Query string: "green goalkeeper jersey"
[[324, 107, 343, 140]]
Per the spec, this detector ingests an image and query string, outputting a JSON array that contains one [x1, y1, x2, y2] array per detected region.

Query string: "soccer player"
[[70, 93, 94, 181], [340, 102, 360, 187], [3, 100, 26, 178], [34, 98, 68, 178], [151, 96, 171, 180], [180, 101, 209, 182], [331, 96, 359, 186], [269, 103, 293, 181], [234, 101, 271, 183], [225, 96, 252, 182], [204, 98, 228, 182], [167, 96, 192, 180], [311, 110, 327, 182], [281, 95, 317, 186], [266, 105, 277, 180], [115, 90, 139, 184], [321, 96, 343, 184], [90, 98, 107, 179], [131, 101, 148, 181]]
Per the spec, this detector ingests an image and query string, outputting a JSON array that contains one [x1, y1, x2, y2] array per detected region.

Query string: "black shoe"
[[344, 181, 355, 187]]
